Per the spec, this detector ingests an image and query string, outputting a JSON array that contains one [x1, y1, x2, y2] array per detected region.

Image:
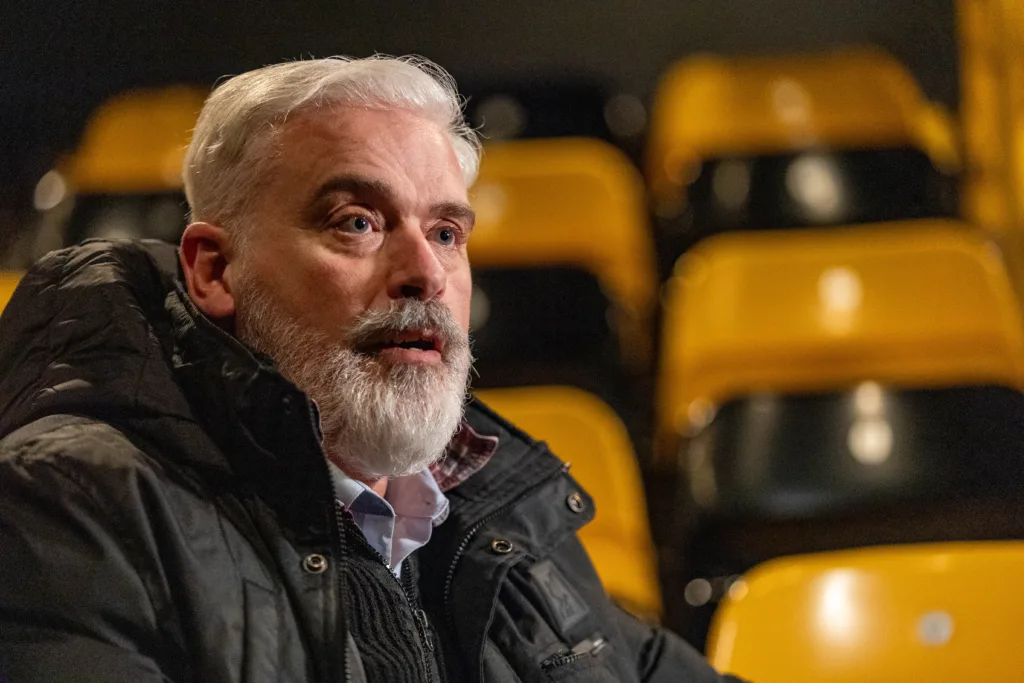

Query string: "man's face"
[[229, 106, 475, 480]]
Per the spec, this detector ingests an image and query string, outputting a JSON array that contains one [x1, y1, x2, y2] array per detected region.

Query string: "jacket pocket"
[[241, 579, 282, 683], [487, 557, 621, 683]]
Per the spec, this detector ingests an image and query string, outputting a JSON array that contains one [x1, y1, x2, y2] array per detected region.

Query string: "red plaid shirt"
[[429, 420, 500, 492]]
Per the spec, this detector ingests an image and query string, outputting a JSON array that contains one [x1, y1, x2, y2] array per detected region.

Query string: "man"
[[0, 56, 741, 682]]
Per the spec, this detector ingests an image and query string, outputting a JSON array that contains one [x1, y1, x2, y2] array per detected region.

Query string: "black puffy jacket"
[[0, 240, 743, 682]]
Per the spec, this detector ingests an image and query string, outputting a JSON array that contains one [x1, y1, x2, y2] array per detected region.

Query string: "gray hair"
[[183, 55, 481, 227]]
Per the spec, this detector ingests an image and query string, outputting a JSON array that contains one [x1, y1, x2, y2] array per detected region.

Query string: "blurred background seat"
[[476, 385, 662, 622], [645, 49, 960, 277], [464, 81, 616, 143], [25, 87, 203, 263], [468, 138, 658, 434], [462, 80, 649, 165], [0, 273, 21, 313], [652, 221, 1024, 646], [658, 222, 1024, 432], [707, 542, 1024, 683]]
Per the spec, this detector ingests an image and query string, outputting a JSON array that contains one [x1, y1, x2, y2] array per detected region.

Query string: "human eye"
[[431, 223, 464, 247], [334, 213, 376, 235]]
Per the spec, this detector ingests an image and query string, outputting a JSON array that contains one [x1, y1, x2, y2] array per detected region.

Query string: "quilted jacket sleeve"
[[0, 433, 180, 683]]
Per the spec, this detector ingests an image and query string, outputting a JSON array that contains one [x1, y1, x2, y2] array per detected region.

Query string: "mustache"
[[345, 299, 471, 360]]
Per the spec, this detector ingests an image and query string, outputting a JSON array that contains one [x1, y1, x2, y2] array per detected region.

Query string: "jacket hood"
[[0, 239, 359, 543], [0, 240, 323, 484], [0, 239, 196, 440]]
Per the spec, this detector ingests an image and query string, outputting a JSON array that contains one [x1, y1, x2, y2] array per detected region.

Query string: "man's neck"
[[328, 454, 388, 497], [365, 477, 388, 497]]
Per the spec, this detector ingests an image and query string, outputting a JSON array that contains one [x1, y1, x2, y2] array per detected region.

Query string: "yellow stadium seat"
[[959, 0, 1024, 307], [959, 0, 1024, 235], [644, 49, 960, 274], [475, 386, 662, 621], [29, 87, 206, 260], [646, 48, 959, 205], [0, 273, 21, 312], [66, 86, 207, 194], [654, 220, 1024, 648], [469, 138, 658, 370], [657, 220, 1024, 452], [708, 542, 1024, 683]]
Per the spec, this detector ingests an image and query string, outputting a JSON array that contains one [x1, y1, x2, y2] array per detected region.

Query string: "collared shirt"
[[328, 463, 448, 577], [429, 420, 501, 492], [328, 421, 500, 577]]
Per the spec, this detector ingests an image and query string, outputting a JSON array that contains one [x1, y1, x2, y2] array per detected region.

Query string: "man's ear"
[[179, 222, 237, 320]]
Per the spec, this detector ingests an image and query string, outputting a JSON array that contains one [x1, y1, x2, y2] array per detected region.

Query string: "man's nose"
[[385, 226, 446, 301]]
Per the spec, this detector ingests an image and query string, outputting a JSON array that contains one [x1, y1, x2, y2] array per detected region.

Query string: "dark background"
[[1, 0, 958, 240]]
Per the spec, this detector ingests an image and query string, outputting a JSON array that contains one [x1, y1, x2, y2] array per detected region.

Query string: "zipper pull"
[[540, 633, 608, 671], [414, 609, 435, 651], [570, 634, 607, 656]]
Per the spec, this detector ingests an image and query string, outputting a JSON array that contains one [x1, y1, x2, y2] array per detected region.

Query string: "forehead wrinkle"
[[311, 174, 398, 205], [274, 108, 467, 222], [310, 173, 469, 224]]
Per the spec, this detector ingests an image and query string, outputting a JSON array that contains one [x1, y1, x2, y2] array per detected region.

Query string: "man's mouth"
[[362, 329, 444, 363]]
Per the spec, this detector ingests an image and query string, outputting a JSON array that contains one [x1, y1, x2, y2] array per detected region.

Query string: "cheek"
[[294, 254, 376, 334], [447, 267, 473, 333]]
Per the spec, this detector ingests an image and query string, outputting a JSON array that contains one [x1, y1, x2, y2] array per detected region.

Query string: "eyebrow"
[[433, 201, 477, 231], [312, 174, 394, 204], [311, 174, 476, 230]]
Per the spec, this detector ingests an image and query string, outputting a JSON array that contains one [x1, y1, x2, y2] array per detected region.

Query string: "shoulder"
[[1, 414, 154, 471], [0, 414, 178, 511], [465, 396, 539, 450]]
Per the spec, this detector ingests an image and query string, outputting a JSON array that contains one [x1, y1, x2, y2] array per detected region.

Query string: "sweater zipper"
[[329, 499, 353, 683], [401, 555, 450, 683], [441, 462, 569, 645], [338, 501, 440, 681]]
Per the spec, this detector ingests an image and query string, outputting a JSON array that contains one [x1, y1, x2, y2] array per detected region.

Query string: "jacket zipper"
[[339, 501, 441, 682], [540, 634, 607, 672], [311, 403, 352, 683], [540, 651, 589, 670], [441, 462, 569, 646]]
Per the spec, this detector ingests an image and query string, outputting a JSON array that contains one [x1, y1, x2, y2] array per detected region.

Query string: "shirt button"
[[490, 539, 514, 554], [302, 553, 328, 574], [566, 492, 585, 513]]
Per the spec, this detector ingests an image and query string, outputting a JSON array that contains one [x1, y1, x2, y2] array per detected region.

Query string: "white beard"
[[232, 269, 472, 480]]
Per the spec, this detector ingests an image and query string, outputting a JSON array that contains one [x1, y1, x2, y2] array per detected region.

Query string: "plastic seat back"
[[68, 87, 207, 194], [470, 138, 657, 372], [476, 386, 661, 619], [646, 49, 958, 206], [708, 542, 1024, 683], [470, 267, 623, 400], [644, 50, 959, 273], [463, 81, 615, 142], [32, 87, 204, 255], [0, 273, 21, 314], [656, 220, 1024, 457]]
